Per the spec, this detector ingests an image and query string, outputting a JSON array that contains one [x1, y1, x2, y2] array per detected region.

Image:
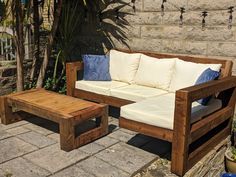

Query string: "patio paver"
[[17, 131, 57, 148], [77, 156, 130, 177], [0, 137, 37, 164], [50, 165, 96, 177], [23, 144, 89, 173], [6, 126, 31, 136], [95, 142, 157, 174], [0, 116, 173, 177], [0, 157, 50, 177]]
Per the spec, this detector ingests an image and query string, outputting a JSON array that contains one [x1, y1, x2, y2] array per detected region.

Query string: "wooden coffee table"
[[0, 89, 108, 151]]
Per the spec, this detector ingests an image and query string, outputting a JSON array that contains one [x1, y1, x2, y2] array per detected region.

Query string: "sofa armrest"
[[66, 61, 84, 96], [177, 76, 236, 104], [171, 76, 236, 175]]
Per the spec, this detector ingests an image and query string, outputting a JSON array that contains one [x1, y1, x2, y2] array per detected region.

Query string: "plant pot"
[[225, 149, 236, 173]]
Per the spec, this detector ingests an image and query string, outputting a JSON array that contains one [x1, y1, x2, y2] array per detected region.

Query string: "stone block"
[[144, 0, 187, 12], [108, 129, 135, 142], [17, 131, 57, 148], [79, 142, 106, 155], [141, 25, 183, 39], [124, 12, 162, 25], [0, 137, 37, 164], [6, 126, 30, 136], [207, 42, 236, 57], [23, 123, 54, 135], [161, 40, 207, 55], [50, 165, 95, 177], [208, 11, 236, 26], [24, 144, 89, 173], [0, 130, 12, 140], [127, 38, 163, 51], [95, 136, 119, 148], [104, 0, 143, 12], [187, 0, 235, 11], [0, 157, 50, 177], [77, 156, 130, 177], [95, 142, 157, 174], [183, 26, 234, 41]]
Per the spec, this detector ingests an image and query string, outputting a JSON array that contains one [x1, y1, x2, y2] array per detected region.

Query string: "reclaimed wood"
[[65, 49, 236, 176], [74, 89, 134, 107], [190, 107, 233, 143], [119, 117, 173, 142], [171, 91, 191, 176], [0, 89, 108, 151]]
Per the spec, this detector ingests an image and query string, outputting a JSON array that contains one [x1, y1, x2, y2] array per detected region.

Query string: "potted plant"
[[225, 120, 236, 173]]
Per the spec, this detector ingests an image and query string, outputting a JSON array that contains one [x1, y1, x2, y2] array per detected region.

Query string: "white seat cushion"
[[109, 50, 141, 83], [169, 59, 222, 92], [110, 84, 168, 102], [134, 54, 176, 90], [75, 80, 128, 96], [121, 93, 222, 130]]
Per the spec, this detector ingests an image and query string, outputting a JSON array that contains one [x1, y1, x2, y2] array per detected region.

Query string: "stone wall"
[[79, 0, 236, 74]]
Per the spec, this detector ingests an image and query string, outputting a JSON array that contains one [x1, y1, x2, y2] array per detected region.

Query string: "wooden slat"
[[74, 89, 134, 107], [179, 76, 236, 102], [119, 117, 173, 142], [7, 98, 68, 122], [190, 107, 233, 143], [171, 91, 191, 176], [66, 61, 83, 96], [188, 125, 230, 169]]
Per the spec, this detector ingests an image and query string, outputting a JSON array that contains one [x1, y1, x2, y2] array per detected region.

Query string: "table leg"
[[59, 119, 75, 152], [100, 104, 108, 135], [0, 96, 22, 125]]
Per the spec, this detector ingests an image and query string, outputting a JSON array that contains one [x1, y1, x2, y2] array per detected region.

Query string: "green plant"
[[231, 147, 236, 161]]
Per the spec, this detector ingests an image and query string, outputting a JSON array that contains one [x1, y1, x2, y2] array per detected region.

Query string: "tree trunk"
[[14, 1, 25, 92], [36, 0, 63, 88], [30, 0, 40, 82]]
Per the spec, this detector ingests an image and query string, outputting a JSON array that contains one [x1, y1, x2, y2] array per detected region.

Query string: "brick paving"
[[0, 115, 172, 177]]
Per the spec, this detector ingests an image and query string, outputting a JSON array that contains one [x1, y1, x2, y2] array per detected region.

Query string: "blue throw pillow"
[[82, 54, 111, 81], [195, 68, 220, 105]]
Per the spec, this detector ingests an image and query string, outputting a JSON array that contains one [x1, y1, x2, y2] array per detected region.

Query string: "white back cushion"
[[109, 50, 141, 83], [134, 54, 176, 90], [169, 59, 222, 92]]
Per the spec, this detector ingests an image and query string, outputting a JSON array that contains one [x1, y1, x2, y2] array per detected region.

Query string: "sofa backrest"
[[115, 49, 233, 78]]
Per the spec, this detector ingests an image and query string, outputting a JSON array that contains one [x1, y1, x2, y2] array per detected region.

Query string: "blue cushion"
[[82, 54, 111, 81], [195, 68, 220, 105]]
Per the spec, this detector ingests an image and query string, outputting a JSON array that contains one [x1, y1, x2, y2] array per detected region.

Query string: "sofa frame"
[[66, 49, 236, 176]]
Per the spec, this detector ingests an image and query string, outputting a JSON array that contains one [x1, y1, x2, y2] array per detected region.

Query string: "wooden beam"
[[190, 107, 233, 143], [119, 117, 173, 142], [171, 91, 191, 176]]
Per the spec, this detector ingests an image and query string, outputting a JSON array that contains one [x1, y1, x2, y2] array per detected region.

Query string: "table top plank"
[[5, 89, 102, 122]]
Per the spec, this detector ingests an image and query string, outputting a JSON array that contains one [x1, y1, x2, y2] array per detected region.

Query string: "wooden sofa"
[[66, 49, 236, 176]]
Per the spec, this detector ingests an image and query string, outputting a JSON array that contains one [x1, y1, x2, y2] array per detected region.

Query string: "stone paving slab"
[[108, 129, 136, 142], [0, 137, 37, 164], [47, 133, 60, 142], [23, 123, 54, 135], [79, 142, 106, 155], [6, 126, 31, 136], [23, 144, 89, 173], [77, 156, 130, 177], [95, 142, 157, 175], [0, 130, 12, 140], [0, 120, 29, 130], [17, 131, 57, 148], [95, 136, 119, 148], [50, 165, 96, 177], [0, 157, 50, 177]]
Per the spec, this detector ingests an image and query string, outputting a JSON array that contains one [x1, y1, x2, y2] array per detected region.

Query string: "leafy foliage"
[[231, 147, 236, 161]]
